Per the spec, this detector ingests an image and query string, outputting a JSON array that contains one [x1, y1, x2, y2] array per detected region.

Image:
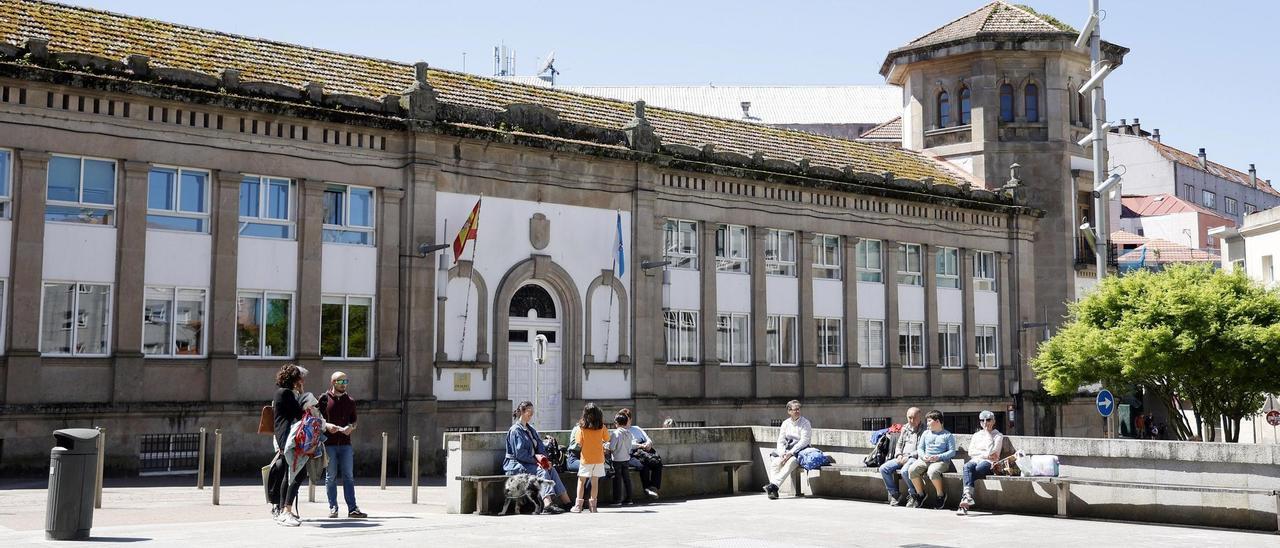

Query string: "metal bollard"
[[94, 426, 105, 509], [197, 427, 206, 490], [411, 436, 419, 504], [380, 432, 388, 490], [308, 459, 316, 503], [212, 429, 222, 505]]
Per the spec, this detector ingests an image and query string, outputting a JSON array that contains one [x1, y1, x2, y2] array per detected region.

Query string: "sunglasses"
[[335, 379, 349, 385], [982, 418, 994, 422]]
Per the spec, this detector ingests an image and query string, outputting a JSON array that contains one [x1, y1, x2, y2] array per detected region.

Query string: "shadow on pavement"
[[85, 537, 151, 542]]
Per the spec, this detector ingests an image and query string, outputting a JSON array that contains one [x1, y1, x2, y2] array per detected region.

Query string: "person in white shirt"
[[959, 410, 1004, 513], [763, 400, 812, 500]]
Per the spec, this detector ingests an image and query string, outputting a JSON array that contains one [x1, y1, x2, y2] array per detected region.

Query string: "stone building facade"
[[0, 0, 1046, 475]]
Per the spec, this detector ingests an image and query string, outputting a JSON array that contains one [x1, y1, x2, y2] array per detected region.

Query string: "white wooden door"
[[508, 325, 562, 432]]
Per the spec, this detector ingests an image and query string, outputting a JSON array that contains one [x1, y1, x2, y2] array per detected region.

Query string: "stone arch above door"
[[493, 254, 583, 404], [584, 269, 630, 364]]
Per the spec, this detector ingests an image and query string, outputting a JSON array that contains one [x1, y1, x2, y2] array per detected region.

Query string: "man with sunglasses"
[[318, 371, 367, 519], [958, 410, 1004, 514]]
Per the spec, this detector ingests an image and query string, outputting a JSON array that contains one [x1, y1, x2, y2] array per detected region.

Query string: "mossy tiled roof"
[[1, 0, 967, 184], [900, 1, 1074, 51]]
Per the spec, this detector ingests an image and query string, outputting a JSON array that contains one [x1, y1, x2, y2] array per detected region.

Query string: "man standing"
[[318, 371, 367, 519], [879, 407, 922, 506], [763, 400, 812, 500], [959, 410, 1003, 514]]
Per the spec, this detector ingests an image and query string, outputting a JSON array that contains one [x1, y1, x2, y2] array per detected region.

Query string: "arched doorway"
[[507, 282, 562, 432]]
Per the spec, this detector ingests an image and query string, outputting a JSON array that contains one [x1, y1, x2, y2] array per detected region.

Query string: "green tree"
[[1032, 264, 1280, 442]]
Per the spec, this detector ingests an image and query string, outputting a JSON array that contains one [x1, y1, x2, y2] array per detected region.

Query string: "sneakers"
[[271, 505, 281, 518], [276, 512, 300, 527], [348, 509, 367, 518], [887, 493, 902, 507], [958, 493, 974, 515], [541, 503, 565, 515], [645, 488, 660, 499], [763, 484, 779, 500], [905, 494, 923, 508], [329, 508, 339, 519], [933, 493, 948, 510]]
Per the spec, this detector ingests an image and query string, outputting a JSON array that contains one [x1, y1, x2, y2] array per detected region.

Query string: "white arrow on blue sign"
[[1096, 389, 1115, 417]]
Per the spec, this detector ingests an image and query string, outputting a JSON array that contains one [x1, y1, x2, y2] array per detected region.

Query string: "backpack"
[[863, 431, 893, 467], [797, 447, 831, 470], [291, 408, 326, 458], [542, 434, 566, 472]]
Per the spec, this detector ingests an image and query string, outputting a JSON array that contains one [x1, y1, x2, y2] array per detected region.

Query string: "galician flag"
[[613, 212, 625, 276], [452, 199, 481, 262]]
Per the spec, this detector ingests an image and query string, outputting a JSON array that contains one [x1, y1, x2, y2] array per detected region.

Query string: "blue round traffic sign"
[[1096, 389, 1115, 417]]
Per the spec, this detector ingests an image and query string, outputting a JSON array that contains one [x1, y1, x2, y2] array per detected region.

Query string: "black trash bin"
[[45, 428, 99, 540]]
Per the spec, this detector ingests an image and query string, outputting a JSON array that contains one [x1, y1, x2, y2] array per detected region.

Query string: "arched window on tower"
[[1078, 91, 1090, 129], [937, 91, 950, 128], [999, 84, 1015, 122], [959, 86, 972, 125], [1025, 84, 1040, 123]]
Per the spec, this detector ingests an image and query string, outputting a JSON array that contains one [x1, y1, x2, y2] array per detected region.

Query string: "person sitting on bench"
[[907, 409, 956, 509], [763, 400, 812, 500], [959, 410, 1004, 513]]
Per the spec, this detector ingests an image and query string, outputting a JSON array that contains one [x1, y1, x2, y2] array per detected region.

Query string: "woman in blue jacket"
[[503, 400, 570, 513]]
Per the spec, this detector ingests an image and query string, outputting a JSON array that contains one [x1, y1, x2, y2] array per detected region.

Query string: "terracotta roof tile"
[[900, 2, 1074, 52], [858, 116, 902, 142], [1147, 139, 1280, 198], [1120, 194, 1231, 220], [0, 0, 967, 185], [1116, 237, 1220, 264]]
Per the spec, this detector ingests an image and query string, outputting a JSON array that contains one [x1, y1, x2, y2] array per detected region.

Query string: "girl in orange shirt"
[[572, 403, 609, 513]]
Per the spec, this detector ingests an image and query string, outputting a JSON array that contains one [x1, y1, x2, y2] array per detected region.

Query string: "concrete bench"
[[1051, 477, 1280, 529]]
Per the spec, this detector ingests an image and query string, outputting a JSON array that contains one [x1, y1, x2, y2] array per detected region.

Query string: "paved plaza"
[[1, 477, 1277, 547]]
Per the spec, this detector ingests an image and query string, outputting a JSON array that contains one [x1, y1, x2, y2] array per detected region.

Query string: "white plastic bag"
[[1027, 454, 1060, 477]]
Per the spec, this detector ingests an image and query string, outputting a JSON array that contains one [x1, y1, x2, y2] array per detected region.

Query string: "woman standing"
[[503, 401, 570, 514], [619, 408, 664, 499], [268, 364, 306, 526]]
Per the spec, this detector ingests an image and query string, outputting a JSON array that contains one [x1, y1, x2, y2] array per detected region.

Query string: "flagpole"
[[603, 211, 619, 363], [458, 196, 482, 360]]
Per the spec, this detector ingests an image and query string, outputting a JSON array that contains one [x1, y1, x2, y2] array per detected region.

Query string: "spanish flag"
[[452, 198, 481, 262]]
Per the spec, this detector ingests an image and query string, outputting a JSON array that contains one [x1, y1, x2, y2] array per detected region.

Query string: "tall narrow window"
[[937, 91, 950, 127], [857, 319, 884, 368], [897, 243, 923, 286], [47, 156, 116, 225], [999, 84, 1014, 122], [975, 325, 998, 369], [663, 310, 699, 364], [322, 184, 375, 245], [765, 229, 797, 276], [936, 247, 959, 289], [239, 175, 295, 239], [856, 238, 883, 282], [766, 315, 798, 366], [321, 295, 373, 359], [938, 323, 962, 368], [1025, 84, 1040, 122], [663, 219, 698, 270], [715, 313, 750, 365], [40, 283, 112, 356], [148, 167, 209, 232], [958, 86, 972, 125], [1201, 190, 1216, 209], [813, 234, 841, 280], [0, 149, 12, 218], [974, 251, 997, 291], [715, 224, 749, 273], [143, 287, 206, 357], [1078, 91, 1090, 128], [237, 291, 293, 357], [816, 317, 843, 367], [899, 321, 925, 368]]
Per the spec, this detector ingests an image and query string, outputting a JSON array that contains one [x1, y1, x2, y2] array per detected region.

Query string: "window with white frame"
[[813, 234, 841, 280], [857, 319, 884, 367], [1245, 203, 1258, 215], [974, 251, 997, 291], [715, 313, 750, 365], [766, 315, 797, 365], [664, 310, 699, 364], [714, 224, 749, 273], [898, 321, 925, 368], [40, 282, 111, 356], [936, 246, 959, 289], [239, 175, 295, 239], [663, 219, 698, 269], [897, 243, 923, 286], [816, 317, 842, 366], [147, 167, 209, 232], [237, 291, 293, 357], [321, 295, 373, 359], [46, 155, 116, 225], [322, 185, 375, 245], [856, 238, 882, 283], [1183, 184, 1195, 201], [1202, 190, 1216, 209], [975, 325, 998, 369], [143, 287, 206, 357], [764, 229, 797, 276], [938, 323, 962, 368], [0, 149, 11, 218], [0, 279, 7, 353], [1225, 197, 1239, 216]]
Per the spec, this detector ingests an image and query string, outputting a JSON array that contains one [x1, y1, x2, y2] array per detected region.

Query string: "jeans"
[[611, 461, 633, 503], [962, 459, 994, 489], [878, 458, 914, 497], [325, 445, 358, 511]]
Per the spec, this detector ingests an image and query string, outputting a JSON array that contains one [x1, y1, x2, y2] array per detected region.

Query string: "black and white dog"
[[500, 473, 556, 515]]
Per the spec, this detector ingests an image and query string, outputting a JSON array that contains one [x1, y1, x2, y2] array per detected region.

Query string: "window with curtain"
[[959, 86, 972, 125], [1025, 84, 1040, 122], [937, 91, 950, 127]]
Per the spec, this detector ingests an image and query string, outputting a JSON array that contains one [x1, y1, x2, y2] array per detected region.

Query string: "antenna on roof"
[[537, 50, 559, 86]]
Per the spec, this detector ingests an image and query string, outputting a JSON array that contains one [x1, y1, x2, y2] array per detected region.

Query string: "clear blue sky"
[[70, 0, 1278, 179]]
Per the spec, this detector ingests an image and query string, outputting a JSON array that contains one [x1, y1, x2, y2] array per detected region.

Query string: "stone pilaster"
[[631, 186, 662, 425], [404, 161, 437, 398], [111, 160, 150, 402], [377, 187, 405, 402], [842, 236, 859, 397], [699, 222, 719, 397], [884, 240, 902, 399], [4, 150, 49, 405], [962, 248, 979, 397], [798, 232, 818, 397], [208, 169, 241, 402], [750, 227, 768, 398], [924, 244, 940, 397], [997, 252, 1013, 398], [294, 179, 324, 377]]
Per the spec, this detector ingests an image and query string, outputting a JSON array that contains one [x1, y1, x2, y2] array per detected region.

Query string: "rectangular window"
[[46, 155, 116, 225], [322, 184, 375, 245], [1183, 184, 1195, 201], [40, 282, 111, 356], [0, 279, 6, 353], [813, 234, 841, 280], [0, 149, 11, 218], [663, 219, 698, 270], [1264, 256, 1275, 285], [143, 287, 207, 357], [714, 224, 749, 273], [936, 246, 959, 289], [897, 243, 923, 286], [147, 167, 209, 232], [766, 315, 798, 365], [239, 175, 295, 239], [855, 238, 882, 283], [974, 251, 997, 292], [898, 321, 925, 368], [663, 310, 699, 364], [1225, 197, 1239, 216], [816, 317, 843, 367], [715, 313, 750, 365], [1202, 190, 1216, 209], [975, 325, 998, 369], [1245, 203, 1258, 215], [857, 319, 884, 367], [237, 291, 293, 357], [764, 229, 797, 276], [321, 295, 373, 359], [938, 323, 962, 368]]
